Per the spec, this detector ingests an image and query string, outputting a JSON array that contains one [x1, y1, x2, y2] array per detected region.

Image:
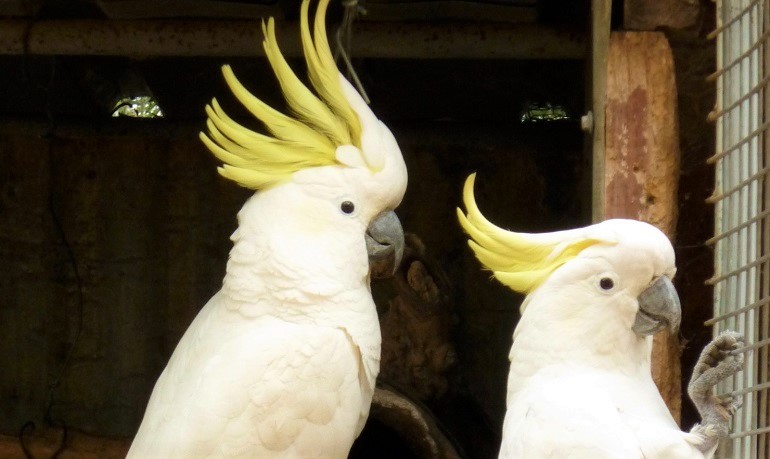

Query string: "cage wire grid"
[[709, 1, 770, 458]]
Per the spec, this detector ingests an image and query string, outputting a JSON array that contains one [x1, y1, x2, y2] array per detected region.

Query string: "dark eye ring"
[[341, 201, 355, 214], [599, 277, 615, 290]]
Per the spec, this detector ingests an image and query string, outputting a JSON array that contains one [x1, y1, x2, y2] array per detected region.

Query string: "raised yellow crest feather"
[[457, 173, 603, 295], [199, 0, 364, 190]]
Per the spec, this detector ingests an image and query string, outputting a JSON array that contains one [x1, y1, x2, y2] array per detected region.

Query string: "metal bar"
[[713, 4, 732, 458], [705, 295, 770, 325], [707, 28, 770, 82], [706, 118, 770, 164], [713, 0, 726, 367], [706, 164, 770, 203], [736, 337, 770, 353], [732, 380, 770, 397], [706, 252, 770, 285], [0, 19, 586, 59], [745, 3, 761, 449], [760, 5, 770, 454], [731, 425, 770, 439], [708, 0, 763, 39], [709, 71, 770, 121], [706, 208, 770, 245]]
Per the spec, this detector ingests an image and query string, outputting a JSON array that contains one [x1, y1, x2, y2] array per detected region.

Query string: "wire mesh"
[[711, 1, 770, 458]]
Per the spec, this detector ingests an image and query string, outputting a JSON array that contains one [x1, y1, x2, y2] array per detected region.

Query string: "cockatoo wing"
[[128, 294, 370, 459]]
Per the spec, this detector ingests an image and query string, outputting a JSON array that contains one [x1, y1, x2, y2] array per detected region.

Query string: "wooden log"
[[0, 429, 129, 459], [604, 31, 682, 422], [378, 234, 457, 402], [370, 385, 462, 459]]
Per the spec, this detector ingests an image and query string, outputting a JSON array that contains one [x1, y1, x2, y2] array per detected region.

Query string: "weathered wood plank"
[[604, 31, 682, 422]]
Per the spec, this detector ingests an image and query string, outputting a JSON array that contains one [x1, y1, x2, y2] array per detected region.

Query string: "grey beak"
[[632, 275, 681, 336], [366, 210, 405, 279]]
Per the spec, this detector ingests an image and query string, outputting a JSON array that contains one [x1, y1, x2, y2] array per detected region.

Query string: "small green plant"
[[520, 102, 569, 123], [112, 96, 164, 118]]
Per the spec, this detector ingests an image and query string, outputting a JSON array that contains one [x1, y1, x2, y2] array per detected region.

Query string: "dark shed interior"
[[0, 1, 718, 457]]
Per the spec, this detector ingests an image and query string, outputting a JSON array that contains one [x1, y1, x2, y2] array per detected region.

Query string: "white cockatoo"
[[457, 173, 744, 459], [127, 1, 408, 457]]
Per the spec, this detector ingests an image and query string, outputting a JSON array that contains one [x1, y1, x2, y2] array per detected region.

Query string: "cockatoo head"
[[200, 0, 407, 276], [457, 173, 680, 337]]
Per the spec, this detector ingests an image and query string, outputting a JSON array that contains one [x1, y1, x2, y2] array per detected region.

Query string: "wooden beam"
[[624, 0, 700, 31], [590, 0, 612, 222], [0, 19, 585, 59], [604, 31, 682, 422], [0, 0, 41, 17]]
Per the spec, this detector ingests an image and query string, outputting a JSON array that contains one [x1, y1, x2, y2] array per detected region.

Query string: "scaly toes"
[[689, 357, 744, 400], [688, 331, 745, 402], [717, 331, 744, 355], [691, 331, 745, 381]]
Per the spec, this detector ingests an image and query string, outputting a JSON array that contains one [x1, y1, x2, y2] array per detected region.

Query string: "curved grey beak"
[[366, 211, 405, 279], [632, 275, 681, 336]]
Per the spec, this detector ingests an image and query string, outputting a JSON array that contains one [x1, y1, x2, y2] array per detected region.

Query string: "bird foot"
[[686, 330, 745, 453]]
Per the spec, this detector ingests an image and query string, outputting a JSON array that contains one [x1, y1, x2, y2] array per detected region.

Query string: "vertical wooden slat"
[[591, 0, 613, 221], [604, 31, 682, 422]]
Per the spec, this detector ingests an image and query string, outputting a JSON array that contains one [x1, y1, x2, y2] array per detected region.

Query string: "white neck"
[[507, 290, 652, 397], [214, 185, 382, 392], [220, 186, 370, 319]]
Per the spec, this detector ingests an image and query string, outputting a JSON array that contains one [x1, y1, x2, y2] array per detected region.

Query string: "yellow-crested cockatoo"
[[127, 1, 407, 457], [457, 173, 744, 459]]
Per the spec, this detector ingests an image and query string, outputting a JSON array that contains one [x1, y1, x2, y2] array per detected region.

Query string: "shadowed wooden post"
[[604, 31, 682, 423]]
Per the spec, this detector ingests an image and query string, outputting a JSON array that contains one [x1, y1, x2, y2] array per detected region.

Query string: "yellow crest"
[[457, 173, 603, 295], [200, 0, 364, 190]]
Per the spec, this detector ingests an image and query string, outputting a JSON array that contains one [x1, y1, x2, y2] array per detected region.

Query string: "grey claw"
[[729, 397, 742, 414], [728, 348, 745, 356], [687, 331, 747, 456], [714, 393, 742, 417], [688, 330, 746, 421]]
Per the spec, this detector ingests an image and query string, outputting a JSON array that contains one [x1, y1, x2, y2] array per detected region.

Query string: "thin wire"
[[334, 0, 371, 104]]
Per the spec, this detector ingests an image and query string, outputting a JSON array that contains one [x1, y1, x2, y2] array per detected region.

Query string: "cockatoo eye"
[[340, 201, 356, 214], [595, 272, 619, 294], [600, 278, 614, 290]]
